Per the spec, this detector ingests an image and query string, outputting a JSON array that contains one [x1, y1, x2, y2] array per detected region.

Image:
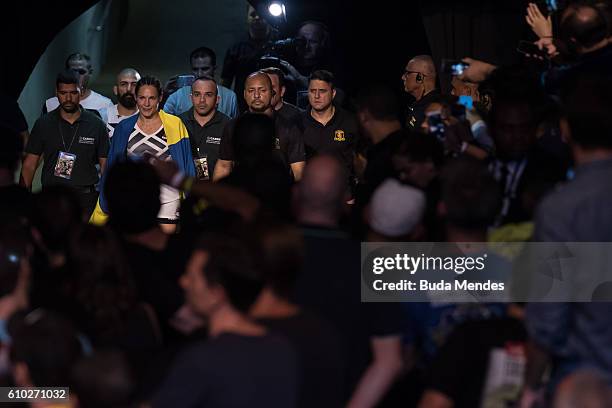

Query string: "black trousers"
[[41, 186, 98, 220]]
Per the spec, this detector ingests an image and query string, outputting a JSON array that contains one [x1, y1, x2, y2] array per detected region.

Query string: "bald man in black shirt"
[[214, 72, 305, 181], [402, 55, 440, 129]]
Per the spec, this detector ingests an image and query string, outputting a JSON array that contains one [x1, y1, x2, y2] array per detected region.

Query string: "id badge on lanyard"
[[194, 147, 210, 181], [54, 151, 77, 180], [55, 120, 80, 180]]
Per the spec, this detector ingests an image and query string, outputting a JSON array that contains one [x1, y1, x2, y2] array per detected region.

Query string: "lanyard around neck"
[[58, 120, 80, 153]]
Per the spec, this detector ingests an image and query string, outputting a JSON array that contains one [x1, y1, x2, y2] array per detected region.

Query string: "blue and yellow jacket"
[[90, 110, 195, 225]]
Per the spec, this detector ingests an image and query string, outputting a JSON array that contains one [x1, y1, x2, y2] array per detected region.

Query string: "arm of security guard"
[[99, 158, 107, 175], [20, 154, 40, 191], [213, 120, 235, 181], [287, 124, 306, 181], [20, 119, 44, 190]]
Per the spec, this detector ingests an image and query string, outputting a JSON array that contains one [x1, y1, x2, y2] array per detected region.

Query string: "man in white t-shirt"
[[43, 53, 112, 114], [98, 68, 141, 137]]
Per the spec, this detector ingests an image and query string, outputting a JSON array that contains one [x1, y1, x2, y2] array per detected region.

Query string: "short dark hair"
[[260, 67, 285, 88], [440, 158, 501, 230], [194, 74, 216, 84], [190, 46, 217, 66], [10, 310, 82, 387], [71, 351, 135, 408], [65, 52, 91, 69], [56, 69, 80, 89], [0, 125, 23, 172], [561, 2, 609, 49], [135, 75, 163, 98], [192, 75, 218, 95], [195, 233, 263, 313], [309, 70, 335, 88], [105, 160, 161, 234], [30, 186, 82, 253], [356, 83, 400, 121]]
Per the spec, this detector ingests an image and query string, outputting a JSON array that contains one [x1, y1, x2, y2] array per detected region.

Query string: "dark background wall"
[[5, 0, 530, 125]]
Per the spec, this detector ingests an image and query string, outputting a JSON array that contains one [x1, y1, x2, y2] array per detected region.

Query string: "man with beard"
[[98, 68, 141, 138], [21, 70, 109, 216], [43, 53, 112, 114], [179, 76, 230, 180], [214, 71, 305, 181]]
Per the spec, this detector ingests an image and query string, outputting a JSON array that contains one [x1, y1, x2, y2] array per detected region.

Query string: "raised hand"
[[526, 3, 553, 39]]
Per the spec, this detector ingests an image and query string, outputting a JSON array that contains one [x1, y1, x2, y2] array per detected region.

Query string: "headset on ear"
[[416, 73, 424, 83]]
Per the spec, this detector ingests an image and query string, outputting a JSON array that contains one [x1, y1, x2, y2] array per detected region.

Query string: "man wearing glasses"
[[401, 55, 439, 129], [43, 52, 112, 115]]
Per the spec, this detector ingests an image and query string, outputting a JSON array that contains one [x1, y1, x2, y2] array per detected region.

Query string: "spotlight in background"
[[268, 2, 285, 18], [249, 0, 287, 29]]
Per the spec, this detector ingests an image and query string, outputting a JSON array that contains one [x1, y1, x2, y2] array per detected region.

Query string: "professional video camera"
[[257, 37, 306, 69]]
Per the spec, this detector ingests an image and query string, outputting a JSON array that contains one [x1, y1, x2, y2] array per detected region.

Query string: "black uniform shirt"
[[25, 107, 108, 187], [219, 113, 305, 165], [277, 102, 304, 130], [179, 108, 230, 177], [301, 106, 359, 178], [406, 89, 440, 130]]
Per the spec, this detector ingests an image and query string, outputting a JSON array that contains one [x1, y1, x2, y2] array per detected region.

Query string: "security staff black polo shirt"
[[406, 89, 440, 130], [301, 106, 359, 178], [25, 107, 108, 188], [218, 113, 305, 166], [277, 102, 304, 130], [179, 108, 230, 178]]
